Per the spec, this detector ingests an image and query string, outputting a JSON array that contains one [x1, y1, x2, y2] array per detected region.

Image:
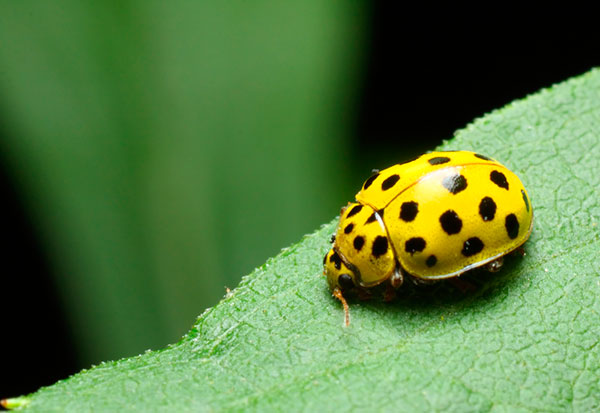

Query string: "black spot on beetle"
[[439, 210, 463, 235], [426, 255, 437, 267], [338, 273, 354, 290], [353, 236, 365, 251], [344, 223, 354, 234], [474, 153, 492, 161], [462, 237, 484, 257], [428, 156, 451, 165], [521, 189, 530, 212], [479, 197, 497, 221], [365, 209, 384, 224], [329, 251, 342, 270], [490, 170, 509, 190], [346, 204, 363, 218], [330, 235, 336, 244], [381, 174, 400, 191], [363, 173, 380, 190], [372, 236, 389, 257], [505, 213, 520, 239], [405, 237, 426, 254], [400, 201, 419, 222], [442, 174, 468, 194]]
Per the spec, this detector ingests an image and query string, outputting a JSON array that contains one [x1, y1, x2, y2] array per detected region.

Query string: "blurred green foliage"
[[0, 2, 368, 365]]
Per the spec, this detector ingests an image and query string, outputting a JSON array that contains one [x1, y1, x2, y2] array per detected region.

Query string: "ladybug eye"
[[338, 273, 354, 290]]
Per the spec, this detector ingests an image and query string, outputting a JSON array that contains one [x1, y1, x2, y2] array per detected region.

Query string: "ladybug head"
[[323, 248, 358, 293]]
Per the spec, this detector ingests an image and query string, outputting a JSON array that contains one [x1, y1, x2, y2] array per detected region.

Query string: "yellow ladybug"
[[324, 151, 533, 326]]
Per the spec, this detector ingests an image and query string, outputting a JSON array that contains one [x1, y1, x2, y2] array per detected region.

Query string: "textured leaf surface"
[[9, 71, 600, 411]]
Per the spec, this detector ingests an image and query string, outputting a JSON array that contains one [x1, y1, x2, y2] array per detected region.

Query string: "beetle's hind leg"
[[390, 263, 404, 289], [383, 263, 404, 302], [485, 257, 504, 273]]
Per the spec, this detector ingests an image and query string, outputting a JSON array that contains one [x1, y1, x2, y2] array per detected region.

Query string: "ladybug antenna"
[[332, 288, 350, 327]]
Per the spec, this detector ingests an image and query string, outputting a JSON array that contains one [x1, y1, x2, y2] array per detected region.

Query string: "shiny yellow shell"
[[324, 151, 533, 291]]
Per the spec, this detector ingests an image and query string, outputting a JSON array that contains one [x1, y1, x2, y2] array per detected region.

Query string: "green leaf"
[[6, 70, 600, 412]]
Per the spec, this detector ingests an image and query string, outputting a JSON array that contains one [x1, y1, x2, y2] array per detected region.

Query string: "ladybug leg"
[[384, 264, 405, 301], [485, 257, 504, 273], [383, 284, 397, 302], [390, 263, 404, 289]]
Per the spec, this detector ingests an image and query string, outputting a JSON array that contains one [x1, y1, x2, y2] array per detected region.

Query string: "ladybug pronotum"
[[323, 151, 533, 326]]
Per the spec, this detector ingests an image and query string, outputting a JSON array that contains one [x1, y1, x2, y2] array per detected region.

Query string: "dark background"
[[1, 5, 597, 401]]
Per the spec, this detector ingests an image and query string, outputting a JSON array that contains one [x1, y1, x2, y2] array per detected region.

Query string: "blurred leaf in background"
[[0, 1, 368, 367]]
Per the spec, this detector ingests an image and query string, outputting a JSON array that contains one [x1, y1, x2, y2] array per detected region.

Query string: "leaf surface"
[[7, 70, 600, 412]]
